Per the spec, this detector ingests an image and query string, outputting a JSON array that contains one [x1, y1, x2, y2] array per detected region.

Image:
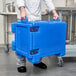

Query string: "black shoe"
[[34, 62, 47, 69], [17, 66, 26, 73]]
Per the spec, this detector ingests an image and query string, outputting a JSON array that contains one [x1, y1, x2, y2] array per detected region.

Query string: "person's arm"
[[43, 0, 59, 20], [51, 9, 59, 20], [16, 0, 27, 20]]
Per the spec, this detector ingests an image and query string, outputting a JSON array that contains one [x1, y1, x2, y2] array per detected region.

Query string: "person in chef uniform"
[[16, 0, 59, 73]]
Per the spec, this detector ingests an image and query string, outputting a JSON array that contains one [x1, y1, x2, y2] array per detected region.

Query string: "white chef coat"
[[16, 0, 55, 21]]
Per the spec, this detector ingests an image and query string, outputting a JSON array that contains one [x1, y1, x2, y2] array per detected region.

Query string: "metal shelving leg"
[[58, 10, 62, 20], [4, 16, 9, 53]]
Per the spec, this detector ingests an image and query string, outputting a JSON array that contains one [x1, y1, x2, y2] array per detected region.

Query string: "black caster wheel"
[[57, 57, 64, 67], [58, 60, 63, 67]]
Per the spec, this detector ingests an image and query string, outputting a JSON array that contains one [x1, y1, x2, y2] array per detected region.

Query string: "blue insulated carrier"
[[11, 17, 67, 64]]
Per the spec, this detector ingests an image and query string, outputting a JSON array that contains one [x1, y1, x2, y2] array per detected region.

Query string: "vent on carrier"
[[30, 49, 39, 55], [30, 26, 39, 32]]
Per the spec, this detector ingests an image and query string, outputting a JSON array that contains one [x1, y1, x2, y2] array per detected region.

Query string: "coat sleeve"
[[43, 0, 55, 11], [16, 0, 25, 8]]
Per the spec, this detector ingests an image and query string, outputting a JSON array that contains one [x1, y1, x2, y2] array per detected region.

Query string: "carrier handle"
[[21, 16, 28, 23], [52, 17, 61, 21]]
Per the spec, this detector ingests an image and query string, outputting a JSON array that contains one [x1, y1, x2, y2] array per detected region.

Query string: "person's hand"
[[53, 13, 59, 20], [52, 9, 59, 20], [20, 6, 28, 20], [21, 10, 27, 20]]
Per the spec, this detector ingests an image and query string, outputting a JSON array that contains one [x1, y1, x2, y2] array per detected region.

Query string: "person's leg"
[[16, 53, 26, 73], [34, 62, 47, 69]]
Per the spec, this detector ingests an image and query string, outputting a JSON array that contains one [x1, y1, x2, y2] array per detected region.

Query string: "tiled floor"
[[0, 48, 76, 76]]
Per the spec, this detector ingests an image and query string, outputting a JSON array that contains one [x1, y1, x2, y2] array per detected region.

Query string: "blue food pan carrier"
[[11, 17, 67, 64]]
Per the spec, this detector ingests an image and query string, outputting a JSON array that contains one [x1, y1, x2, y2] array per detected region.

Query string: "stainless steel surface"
[[0, 12, 17, 52], [65, 45, 76, 57], [5, 2, 15, 12], [0, 12, 17, 15], [56, 7, 76, 11]]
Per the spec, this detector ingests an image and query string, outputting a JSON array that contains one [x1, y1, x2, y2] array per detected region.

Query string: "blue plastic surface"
[[11, 19, 67, 64]]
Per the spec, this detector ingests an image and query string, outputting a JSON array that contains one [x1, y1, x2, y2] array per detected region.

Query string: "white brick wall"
[[67, 0, 74, 7], [66, 0, 76, 7], [53, 0, 66, 7], [41, 0, 66, 14]]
